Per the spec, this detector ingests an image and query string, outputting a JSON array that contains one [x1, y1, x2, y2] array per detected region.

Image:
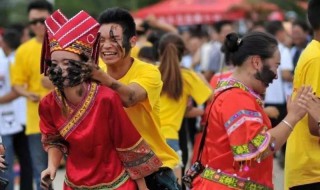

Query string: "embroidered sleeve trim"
[[201, 167, 272, 190], [116, 139, 162, 180], [41, 134, 69, 155], [231, 130, 271, 161], [224, 110, 262, 135], [216, 79, 264, 107], [65, 169, 129, 189]]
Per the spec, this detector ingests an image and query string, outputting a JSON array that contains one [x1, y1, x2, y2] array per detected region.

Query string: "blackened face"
[[254, 63, 277, 87], [48, 51, 91, 89], [99, 24, 131, 65], [254, 49, 280, 93]]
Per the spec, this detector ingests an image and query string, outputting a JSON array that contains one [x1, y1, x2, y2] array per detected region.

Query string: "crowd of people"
[[0, 0, 319, 190]]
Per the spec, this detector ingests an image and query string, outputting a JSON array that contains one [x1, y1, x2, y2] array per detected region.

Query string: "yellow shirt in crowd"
[[160, 68, 212, 140], [104, 58, 179, 169], [285, 40, 320, 189], [11, 38, 50, 135]]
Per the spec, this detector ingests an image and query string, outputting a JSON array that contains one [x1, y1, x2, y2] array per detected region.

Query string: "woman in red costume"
[[39, 10, 161, 190], [192, 32, 311, 190]]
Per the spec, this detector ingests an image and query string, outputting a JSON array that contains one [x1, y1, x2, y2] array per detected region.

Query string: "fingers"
[[0, 145, 5, 155], [41, 172, 52, 190], [296, 86, 311, 100]]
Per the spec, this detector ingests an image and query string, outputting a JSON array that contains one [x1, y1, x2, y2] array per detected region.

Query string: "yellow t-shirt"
[[285, 40, 320, 189], [105, 58, 179, 169], [11, 38, 50, 135], [130, 46, 140, 59], [160, 69, 212, 139]]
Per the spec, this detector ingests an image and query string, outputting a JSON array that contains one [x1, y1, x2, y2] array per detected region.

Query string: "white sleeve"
[[279, 45, 294, 71]]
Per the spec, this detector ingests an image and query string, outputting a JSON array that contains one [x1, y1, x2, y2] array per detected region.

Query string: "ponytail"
[[159, 43, 183, 100]]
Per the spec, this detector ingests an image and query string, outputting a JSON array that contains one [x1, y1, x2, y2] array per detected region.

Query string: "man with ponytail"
[[89, 7, 181, 190], [191, 32, 311, 190]]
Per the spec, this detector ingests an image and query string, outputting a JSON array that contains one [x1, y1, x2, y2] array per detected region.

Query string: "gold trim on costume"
[[64, 169, 130, 189], [55, 83, 98, 138], [116, 138, 143, 151]]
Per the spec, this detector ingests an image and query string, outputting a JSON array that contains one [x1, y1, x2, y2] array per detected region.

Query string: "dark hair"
[[214, 20, 233, 34], [308, 0, 320, 30], [222, 32, 278, 66], [7, 23, 25, 33], [98, 7, 136, 53], [265, 21, 284, 36], [27, 0, 53, 14], [2, 29, 21, 50], [138, 46, 157, 63], [292, 20, 310, 33], [158, 33, 185, 100]]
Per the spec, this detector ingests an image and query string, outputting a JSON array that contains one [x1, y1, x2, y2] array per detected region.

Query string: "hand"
[[83, 60, 103, 81], [145, 15, 158, 27], [0, 144, 7, 170], [264, 106, 280, 119], [40, 168, 56, 190], [299, 91, 320, 122], [26, 92, 40, 102], [286, 86, 313, 123], [0, 147, 7, 171]]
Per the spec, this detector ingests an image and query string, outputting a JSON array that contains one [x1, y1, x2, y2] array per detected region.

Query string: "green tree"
[[265, 0, 307, 20]]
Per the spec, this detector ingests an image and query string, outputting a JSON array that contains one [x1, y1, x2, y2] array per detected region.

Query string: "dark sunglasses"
[[28, 18, 46, 25]]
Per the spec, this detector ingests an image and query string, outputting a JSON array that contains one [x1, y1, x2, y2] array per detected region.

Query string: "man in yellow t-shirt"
[[93, 8, 180, 189], [11, 1, 53, 190], [285, 1, 320, 189]]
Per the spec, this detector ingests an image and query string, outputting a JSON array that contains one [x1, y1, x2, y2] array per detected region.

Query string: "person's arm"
[[40, 147, 63, 189], [263, 106, 280, 119], [93, 70, 146, 107], [145, 15, 178, 34], [266, 86, 311, 152], [308, 115, 319, 136], [281, 70, 293, 82], [0, 136, 6, 170], [13, 85, 40, 102], [41, 76, 54, 90], [0, 89, 20, 104], [185, 107, 204, 118], [135, 178, 149, 190], [47, 147, 63, 172]]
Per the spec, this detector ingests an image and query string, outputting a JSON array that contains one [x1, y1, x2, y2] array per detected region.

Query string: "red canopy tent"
[[134, 0, 279, 26]]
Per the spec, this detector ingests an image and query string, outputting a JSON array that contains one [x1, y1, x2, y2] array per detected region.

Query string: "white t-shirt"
[[264, 43, 294, 104], [0, 51, 24, 135]]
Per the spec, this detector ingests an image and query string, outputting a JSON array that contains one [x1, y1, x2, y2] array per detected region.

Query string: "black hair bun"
[[222, 33, 242, 53]]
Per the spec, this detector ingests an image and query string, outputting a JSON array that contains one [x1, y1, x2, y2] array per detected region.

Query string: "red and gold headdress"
[[41, 9, 100, 74]]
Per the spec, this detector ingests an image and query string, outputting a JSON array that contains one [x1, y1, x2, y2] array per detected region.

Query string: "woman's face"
[[48, 51, 87, 88], [254, 49, 281, 95]]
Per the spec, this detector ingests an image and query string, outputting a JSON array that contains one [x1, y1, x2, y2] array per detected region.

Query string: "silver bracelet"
[[282, 120, 294, 131]]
